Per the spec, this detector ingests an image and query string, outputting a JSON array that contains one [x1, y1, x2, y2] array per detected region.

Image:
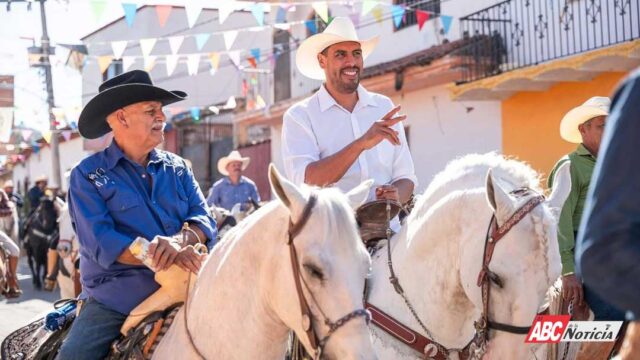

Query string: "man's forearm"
[[117, 249, 143, 265], [305, 139, 364, 186], [392, 178, 414, 205]]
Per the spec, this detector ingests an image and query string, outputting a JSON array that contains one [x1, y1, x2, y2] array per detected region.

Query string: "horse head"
[[268, 164, 377, 360], [35, 197, 58, 234]]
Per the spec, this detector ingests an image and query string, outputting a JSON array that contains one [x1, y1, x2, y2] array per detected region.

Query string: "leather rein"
[[288, 193, 371, 360], [366, 189, 546, 359]]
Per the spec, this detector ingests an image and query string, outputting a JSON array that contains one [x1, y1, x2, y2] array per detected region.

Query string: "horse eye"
[[303, 263, 324, 280]]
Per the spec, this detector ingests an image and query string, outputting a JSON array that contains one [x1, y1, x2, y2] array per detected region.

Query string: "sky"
[[0, 0, 213, 134]]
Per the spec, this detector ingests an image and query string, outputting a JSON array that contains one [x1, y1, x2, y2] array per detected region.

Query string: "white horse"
[[56, 202, 80, 299], [154, 165, 378, 360], [366, 153, 571, 359], [0, 189, 19, 244]]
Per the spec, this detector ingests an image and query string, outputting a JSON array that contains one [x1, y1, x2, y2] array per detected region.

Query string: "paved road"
[[0, 257, 61, 341]]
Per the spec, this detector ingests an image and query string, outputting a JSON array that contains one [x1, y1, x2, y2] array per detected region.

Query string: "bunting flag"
[[349, 12, 360, 27], [251, 2, 265, 26], [371, 7, 383, 23], [187, 54, 200, 75], [190, 107, 200, 121], [195, 33, 210, 51], [218, 1, 237, 24], [32, 143, 40, 154], [361, 0, 378, 17], [90, 0, 107, 22], [185, 1, 203, 28], [440, 15, 453, 34], [168, 36, 184, 55], [228, 51, 241, 68], [247, 57, 257, 68], [52, 107, 66, 126], [21, 129, 33, 142], [62, 130, 73, 142], [250, 48, 261, 62], [224, 96, 237, 109], [97, 55, 113, 73], [122, 56, 135, 71], [42, 130, 52, 144], [256, 94, 266, 109], [111, 40, 128, 59], [165, 54, 179, 76], [208, 105, 220, 115], [275, 5, 287, 23], [0, 108, 12, 143], [144, 55, 156, 72], [223, 30, 238, 50], [312, 2, 329, 23], [208, 52, 220, 74], [122, 3, 137, 27], [305, 20, 317, 34], [155, 5, 172, 27], [392, 5, 405, 28], [140, 38, 157, 57], [416, 10, 430, 31]]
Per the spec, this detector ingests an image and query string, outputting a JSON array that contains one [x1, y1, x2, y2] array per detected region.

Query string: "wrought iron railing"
[[454, 0, 640, 84]]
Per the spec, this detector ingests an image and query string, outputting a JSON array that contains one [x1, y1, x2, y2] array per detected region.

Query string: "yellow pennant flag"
[[42, 130, 52, 144], [208, 52, 220, 72], [312, 2, 329, 23], [97, 55, 113, 74], [372, 7, 383, 23]]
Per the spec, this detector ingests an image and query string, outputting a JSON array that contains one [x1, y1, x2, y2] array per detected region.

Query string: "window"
[[394, 0, 441, 31], [102, 60, 123, 81]]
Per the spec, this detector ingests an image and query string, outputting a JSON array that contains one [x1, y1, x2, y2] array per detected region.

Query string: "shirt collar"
[[223, 176, 246, 185], [317, 84, 378, 113], [576, 144, 596, 159], [105, 140, 163, 170]]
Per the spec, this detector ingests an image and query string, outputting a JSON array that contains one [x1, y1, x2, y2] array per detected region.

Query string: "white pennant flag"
[[185, 0, 203, 28], [111, 40, 128, 59], [122, 56, 135, 71], [168, 36, 184, 55], [227, 50, 241, 68], [139, 38, 157, 57], [187, 54, 200, 75], [218, 1, 237, 24], [223, 96, 237, 109], [312, 2, 329, 23], [165, 54, 179, 76], [144, 55, 157, 72], [223, 30, 238, 50]]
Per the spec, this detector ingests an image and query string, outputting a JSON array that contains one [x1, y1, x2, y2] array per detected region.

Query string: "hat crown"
[[581, 96, 610, 113], [227, 150, 243, 160], [322, 17, 359, 40], [99, 70, 153, 93]]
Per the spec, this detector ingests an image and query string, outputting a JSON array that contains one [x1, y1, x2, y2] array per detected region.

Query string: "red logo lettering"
[[525, 315, 570, 343]]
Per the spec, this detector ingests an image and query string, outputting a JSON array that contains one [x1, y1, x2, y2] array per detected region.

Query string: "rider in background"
[[27, 175, 47, 214], [0, 188, 21, 298], [3, 180, 23, 209], [206, 150, 260, 212]]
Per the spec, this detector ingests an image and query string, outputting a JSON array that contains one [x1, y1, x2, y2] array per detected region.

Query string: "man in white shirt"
[[282, 17, 417, 205]]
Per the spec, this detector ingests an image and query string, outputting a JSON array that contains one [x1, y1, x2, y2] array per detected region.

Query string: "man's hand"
[[562, 273, 584, 306], [148, 236, 181, 271], [375, 185, 399, 202], [175, 245, 206, 273], [357, 106, 406, 150]]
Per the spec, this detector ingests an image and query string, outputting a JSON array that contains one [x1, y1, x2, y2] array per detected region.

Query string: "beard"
[[329, 66, 360, 94]]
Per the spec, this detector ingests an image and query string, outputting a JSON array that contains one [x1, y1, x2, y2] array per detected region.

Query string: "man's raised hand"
[[358, 105, 406, 150]]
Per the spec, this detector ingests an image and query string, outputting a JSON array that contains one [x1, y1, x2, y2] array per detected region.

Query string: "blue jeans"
[[584, 284, 626, 321], [57, 298, 126, 360]]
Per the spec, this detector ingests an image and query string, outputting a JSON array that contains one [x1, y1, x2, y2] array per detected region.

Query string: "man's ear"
[[317, 53, 326, 70], [115, 109, 128, 128]]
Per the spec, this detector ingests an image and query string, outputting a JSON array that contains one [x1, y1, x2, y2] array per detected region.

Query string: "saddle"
[[355, 200, 403, 243]]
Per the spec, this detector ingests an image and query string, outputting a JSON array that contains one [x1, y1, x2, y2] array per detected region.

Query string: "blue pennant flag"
[[305, 20, 317, 35], [276, 5, 287, 23], [441, 15, 453, 34], [122, 3, 137, 28], [195, 33, 210, 51], [250, 48, 261, 63], [392, 5, 405, 28], [190, 107, 200, 121], [251, 3, 265, 26]]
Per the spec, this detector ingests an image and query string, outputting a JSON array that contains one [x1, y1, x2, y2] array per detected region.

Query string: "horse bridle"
[[474, 188, 546, 342], [288, 193, 371, 360]]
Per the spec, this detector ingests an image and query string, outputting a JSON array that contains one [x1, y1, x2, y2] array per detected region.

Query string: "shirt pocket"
[[106, 191, 141, 212]]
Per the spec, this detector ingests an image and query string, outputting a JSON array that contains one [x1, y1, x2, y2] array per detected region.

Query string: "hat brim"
[[78, 83, 187, 139], [296, 33, 380, 80], [217, 157, 250, 176], [560, 106, 608, 143]]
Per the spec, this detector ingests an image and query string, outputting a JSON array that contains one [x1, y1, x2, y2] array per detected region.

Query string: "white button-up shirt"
[[282, 84, 417, 200]]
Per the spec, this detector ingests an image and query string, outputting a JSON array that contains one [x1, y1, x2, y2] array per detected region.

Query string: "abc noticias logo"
[[525, 315, 624, 343]]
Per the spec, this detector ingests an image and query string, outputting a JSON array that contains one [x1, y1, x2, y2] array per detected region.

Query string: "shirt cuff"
[[186, 215, 217, 243]]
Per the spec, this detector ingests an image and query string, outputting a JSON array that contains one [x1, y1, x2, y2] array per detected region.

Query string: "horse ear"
[[547, 161, 572, 219], [345, 179, 374, 210], [486, 170, 514, 224], [268, 163, 306, 218]]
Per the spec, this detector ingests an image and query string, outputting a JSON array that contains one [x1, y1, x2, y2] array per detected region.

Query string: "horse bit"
[[288, 193, 371, 360]]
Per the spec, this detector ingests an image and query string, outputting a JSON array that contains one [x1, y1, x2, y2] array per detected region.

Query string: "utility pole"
[[39, 0, 62, 189]]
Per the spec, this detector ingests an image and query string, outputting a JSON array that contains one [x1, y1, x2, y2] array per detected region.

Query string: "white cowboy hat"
[[34, 174, 48, 183], [296, 17, 380, 80], [560, 96, 610, 143], [3, 180, 14, 188], [217, 150, 250, 176]]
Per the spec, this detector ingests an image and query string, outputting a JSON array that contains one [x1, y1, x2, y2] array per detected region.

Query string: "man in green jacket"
[[548, 96, 624, 322]]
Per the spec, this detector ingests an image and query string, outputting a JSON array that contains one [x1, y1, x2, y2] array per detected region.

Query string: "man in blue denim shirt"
[[206, 150, 260, 211], [58, 70, 216, 359]]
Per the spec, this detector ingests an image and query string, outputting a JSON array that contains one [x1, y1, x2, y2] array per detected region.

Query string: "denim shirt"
[[206, 176, 260, 211], [68, 141, 216, 314]]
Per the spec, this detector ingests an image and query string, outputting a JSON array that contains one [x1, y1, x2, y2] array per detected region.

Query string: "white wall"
[[11, 137, 90, 193]]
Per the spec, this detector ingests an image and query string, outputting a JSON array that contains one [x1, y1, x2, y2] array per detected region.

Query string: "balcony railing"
[[454, 0, 640, 84]]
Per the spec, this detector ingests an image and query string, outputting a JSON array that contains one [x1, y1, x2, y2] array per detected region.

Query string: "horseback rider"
[[281, 17, 417, 232], [3, 180, 23, 209], [57, 70, 217, 360], [206, 150, 260, 212], [28, 175, 47, 213], [0, 189, 21, 298]]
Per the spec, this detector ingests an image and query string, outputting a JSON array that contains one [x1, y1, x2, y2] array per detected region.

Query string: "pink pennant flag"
[[62, 130, 72, 142], [155, 5, 172, 27], [21, 129, 33, 141]]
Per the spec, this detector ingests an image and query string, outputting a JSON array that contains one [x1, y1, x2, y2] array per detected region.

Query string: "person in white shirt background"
[[282, 17, 417, 208]]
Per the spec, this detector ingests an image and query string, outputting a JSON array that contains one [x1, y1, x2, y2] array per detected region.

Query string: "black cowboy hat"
[[78, 70, 187, 139]]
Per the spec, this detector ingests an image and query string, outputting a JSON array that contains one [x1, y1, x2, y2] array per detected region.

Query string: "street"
[[0, 257, 60, 341]]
